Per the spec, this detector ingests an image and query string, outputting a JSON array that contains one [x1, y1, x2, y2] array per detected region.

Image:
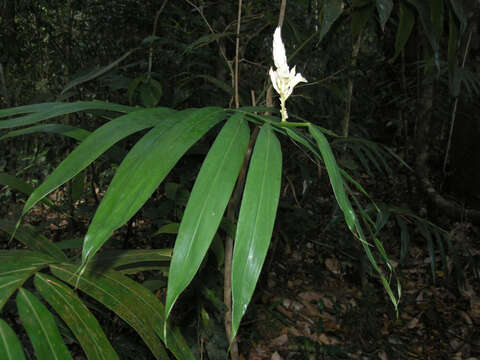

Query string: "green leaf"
[[82, 107, 225, 265], [407, 0, 440, 66], [0, 101, 134, 130], [22, 107, 176, 218], [0, 319, 26, 360], [0, 124, 90, 141], [319, 0, 344, 42], [17, 288, 73, 360], [71, 171, 85, 203], [0, 173, 56, 209], [34, 273, 119, 360], [351, 2, 375, 38], [0, 251, 55, 311], [376, 0, 393, 29], [89, 249, 172, 269], [448, 0, 467, 34], [429, 0, 444, 45], [309, 126, 355, 231], [140, 79, 163, 108], [393, 1, 415, 61], [50, 263, 194, 360], [184, 32, 233, 53], [231, 124, 282, 340], [62, 49, 135, 94], [153, 222, 179, 236], [166, 112, 249, 319], [0, 220, 67, 262]]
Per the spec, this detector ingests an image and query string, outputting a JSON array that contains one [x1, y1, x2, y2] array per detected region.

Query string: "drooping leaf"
[[89, 249, 172, 270], [319, 0, 344, 42], [82, 107, 225, 266], [393, 1, 415, 61], [0, 124, 90, 141], [309, 125, 399, 311], [407, 0, 440, 66], [0, 319, 26, 360], [71, 171, 85, 203], [0, 173, 55, 209], [0, 101, 134, 129], [0, 250, 54, 310], [50, 263, 194, 360], [153, 222, 179, 236], [34, 273, 119, 360], [429, 0, 444, 48], [376, 0, 393, 29], [231, 124, 282, 340], [22, 107, 176, 217], [62, 49, 135, 94], [448, 0, 467, 34], [351, 1, 375, 38], [166, 112, 249, 320], [17, 288, 73, 360], [0, 220, 67, 262]]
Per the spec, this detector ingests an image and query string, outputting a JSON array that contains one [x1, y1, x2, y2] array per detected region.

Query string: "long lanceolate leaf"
[[0, 124, 90, 141], [166, 113, 250, 320], [21, 107, 176, 218], [34, 273, 119, 360], [82, 107, 225, 265], [17, 288, 73, 360], [0, 319, 26, 360], [309, 125, 400, 311], [50, 263, 194, 360], [0, 250, 54, 309], [231, 124, 282, 340], [0, 101, 134, 130]]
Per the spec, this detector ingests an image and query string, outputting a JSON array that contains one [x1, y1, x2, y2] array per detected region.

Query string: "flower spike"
[[269, 27, 307, 121]]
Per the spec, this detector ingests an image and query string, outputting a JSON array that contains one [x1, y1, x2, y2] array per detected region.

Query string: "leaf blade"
[[0, 319, 26, 360], [34, 273, 119, 360], [17, 288, 73, 360], [82, 107, 225, 265], [231, 124, 282, 340], [166, 112, 250, 319]]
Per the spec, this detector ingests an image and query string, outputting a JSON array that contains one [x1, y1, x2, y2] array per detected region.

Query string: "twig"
[[442, 28, 473, 174], [343, 31, 362, 138], [147, 0, 169, 79], [224, 3, 243, 359]]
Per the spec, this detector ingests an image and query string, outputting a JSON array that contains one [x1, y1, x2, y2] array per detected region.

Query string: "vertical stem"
[[442, 28, 473, 174], [148, 0, 169, 80], [343, 31, 362, 138], [225, 2, 243, 358]]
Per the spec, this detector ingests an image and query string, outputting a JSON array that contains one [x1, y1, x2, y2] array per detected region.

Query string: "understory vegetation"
[[0, 1, 479, 359]]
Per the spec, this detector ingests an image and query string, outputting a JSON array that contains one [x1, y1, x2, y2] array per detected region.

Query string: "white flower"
[[269, 27, 307, 121]]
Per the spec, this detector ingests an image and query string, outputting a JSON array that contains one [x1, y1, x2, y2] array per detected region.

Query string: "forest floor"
[[238, 171, 480, 360], [1, 148, 479, 360]]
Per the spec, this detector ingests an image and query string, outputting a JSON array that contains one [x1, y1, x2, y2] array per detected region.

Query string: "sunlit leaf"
[[22, 107, 176, 217], [0, 124, 90, 141], [50, 263, 194, 360], [34, 273, 119, 360], [0, 319, 26, 360], [0, 102, 134, 129], [82, 107, 225, 266], [0, 220, 67, 262], [166, 112, 249, 320], [231, 124, 282, 340], [17, 288, 73, 360]]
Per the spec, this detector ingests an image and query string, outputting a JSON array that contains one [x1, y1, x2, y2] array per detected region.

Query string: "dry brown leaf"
[[325, 258, 341, 274], [271, 334, 288, 347], [271, 352, 282, 360]]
